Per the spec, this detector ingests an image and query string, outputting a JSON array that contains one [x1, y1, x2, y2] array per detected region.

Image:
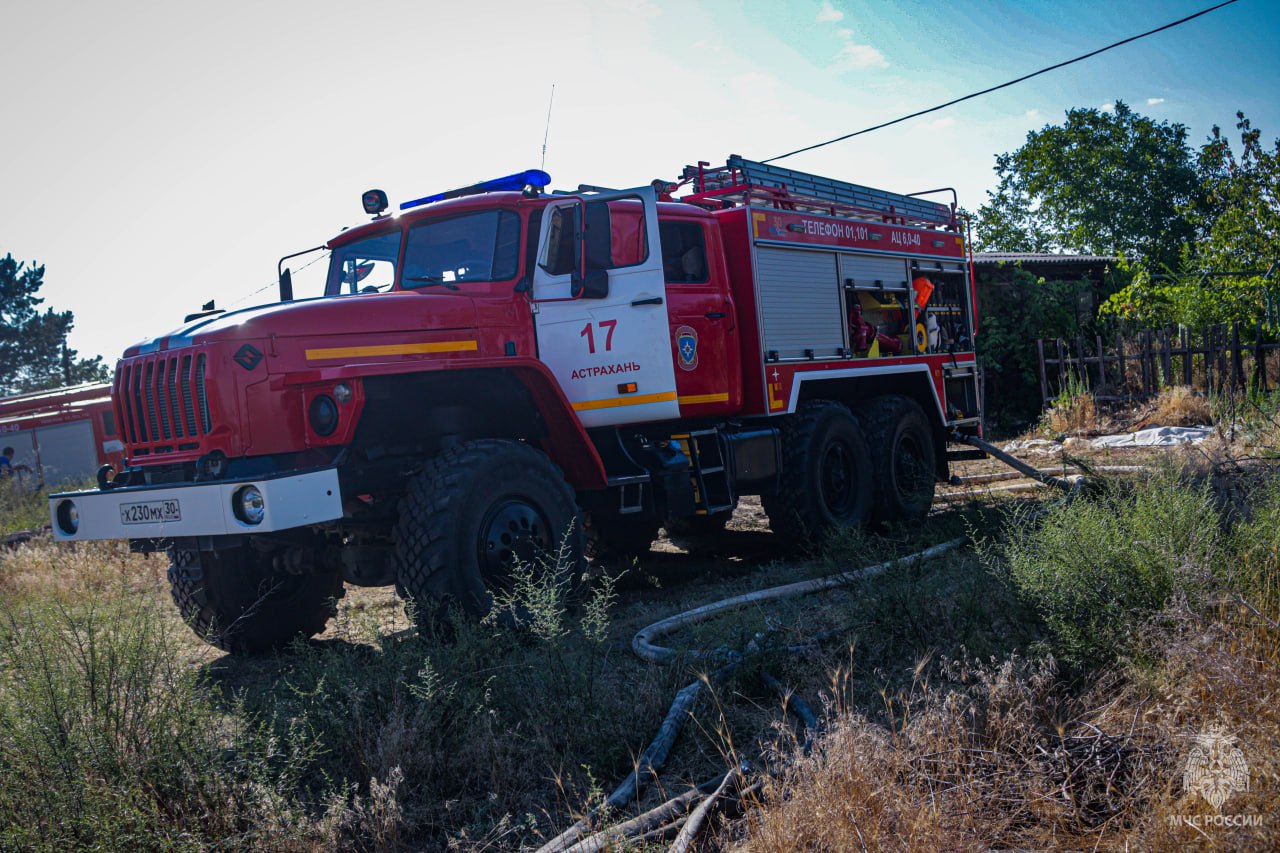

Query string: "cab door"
[[530, 187, 679, 428], [660, 218, 740, 416]]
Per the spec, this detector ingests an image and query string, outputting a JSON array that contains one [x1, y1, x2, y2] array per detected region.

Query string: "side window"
[[326, 230, 401, 295], [539, 206, 578, 276], [608, 204, 648, 267], [659, 221, 709, 284]]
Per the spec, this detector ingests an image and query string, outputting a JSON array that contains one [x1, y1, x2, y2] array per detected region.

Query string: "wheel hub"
[[478, 499, 551, 582]]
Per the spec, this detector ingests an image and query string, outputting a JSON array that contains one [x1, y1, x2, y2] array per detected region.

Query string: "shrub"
[[0, 592, 316, 850], [995, 476, 1222, 667], [1230, 477, 1280, 614]]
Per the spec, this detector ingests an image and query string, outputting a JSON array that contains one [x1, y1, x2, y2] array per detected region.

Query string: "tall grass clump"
[[0, 481, 48, 536], [1043, 369, 1097, 435], [993, 475, 1223, 668], [1151, 384, 1213, 426], [0, 593, 316, 850]]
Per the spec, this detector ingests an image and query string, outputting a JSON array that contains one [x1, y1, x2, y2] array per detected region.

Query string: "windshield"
[[325, 231, 400, 296], [403, 210, 520, 288]]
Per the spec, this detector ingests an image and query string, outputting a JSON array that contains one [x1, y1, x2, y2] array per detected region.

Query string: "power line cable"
[[763, 0, 1240, 164], [225, 249, 330, 310]]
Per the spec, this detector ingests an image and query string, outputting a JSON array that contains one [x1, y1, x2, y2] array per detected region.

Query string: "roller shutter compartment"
[[755, 248, 843, 360]]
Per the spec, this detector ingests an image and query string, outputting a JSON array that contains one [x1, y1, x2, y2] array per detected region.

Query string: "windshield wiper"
[[405, 275, 460, 291]]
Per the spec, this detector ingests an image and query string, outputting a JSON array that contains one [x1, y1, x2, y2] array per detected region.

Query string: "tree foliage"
[[1189, 112, 1279, 274], [975, 101, 1201, 268], [976, 266, 1106, 428], [1100, 114, 1280, 332], [0, 254, 110, 396]]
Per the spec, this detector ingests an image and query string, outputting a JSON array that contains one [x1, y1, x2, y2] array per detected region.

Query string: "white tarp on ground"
[[1001, 438, 1066, 455], [1003, 425, 1217, 455], [1088, 425, 1216, 448]]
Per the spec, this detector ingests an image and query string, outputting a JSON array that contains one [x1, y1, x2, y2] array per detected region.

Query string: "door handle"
[[631, 296, 663, 306], [705, 311, 725, 319]]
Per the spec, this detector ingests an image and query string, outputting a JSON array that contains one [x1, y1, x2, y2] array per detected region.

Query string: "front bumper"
[[48, 468, 344, 541]]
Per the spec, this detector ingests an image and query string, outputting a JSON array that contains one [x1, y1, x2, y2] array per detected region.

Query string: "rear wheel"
[[167, 544, 342, 654], [861, 395, 937, 522], [763, 401, 872, 544], [392, 440, 584, 627]]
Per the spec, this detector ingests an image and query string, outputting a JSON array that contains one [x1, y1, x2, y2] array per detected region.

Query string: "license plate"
[[120, 500, 182, 525]]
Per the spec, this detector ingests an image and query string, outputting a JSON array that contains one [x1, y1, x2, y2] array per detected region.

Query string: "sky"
[[2, 0, 1277, 364]]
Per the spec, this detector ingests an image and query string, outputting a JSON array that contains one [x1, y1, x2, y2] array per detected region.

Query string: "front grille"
[[118, 352, 212, 451]]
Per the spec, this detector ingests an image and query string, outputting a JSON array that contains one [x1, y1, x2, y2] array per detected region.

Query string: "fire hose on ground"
[[537, 438, 1112, 853]]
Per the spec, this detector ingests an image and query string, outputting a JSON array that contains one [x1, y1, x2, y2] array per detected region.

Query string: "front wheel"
[[168, 544, 342, 654], [392, 440, 585, 628], [763, 401, 872, 544]]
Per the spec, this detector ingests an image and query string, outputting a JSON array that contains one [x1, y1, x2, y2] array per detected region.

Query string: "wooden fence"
[[1036, 322, 1280, 405]]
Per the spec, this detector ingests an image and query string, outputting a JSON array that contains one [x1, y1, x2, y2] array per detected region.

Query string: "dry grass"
[[2, 457, 1277, 850], [1152, 385, 1214, 426], [1044, 391, 1099, 434], [0, 538, 167, 603], [732, 605, 1280, 852]]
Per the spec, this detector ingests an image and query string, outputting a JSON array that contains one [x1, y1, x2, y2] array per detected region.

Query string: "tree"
[[1188, 112, 1279, 274], [975, 265, 1105, 428], [1099, 113, 1279, 332], [0, 253, 110, 396], [975, 101, 1202, 268]]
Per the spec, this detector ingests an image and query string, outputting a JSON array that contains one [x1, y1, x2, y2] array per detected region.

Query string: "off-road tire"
[[168, 545, 342, 654], [585, 513, 661, 562], [392, 439, 584, 627], [663, 509, 733, 549], [762, 401, 873, 544], [861, 395, 937, 523]]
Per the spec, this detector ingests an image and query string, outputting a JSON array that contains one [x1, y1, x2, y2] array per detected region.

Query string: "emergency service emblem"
[[1183, 723, 1249, 811], [676, 325, 698, 371]]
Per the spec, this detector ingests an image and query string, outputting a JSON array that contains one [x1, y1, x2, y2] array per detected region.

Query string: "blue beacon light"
[[399, 169, 552, 211]]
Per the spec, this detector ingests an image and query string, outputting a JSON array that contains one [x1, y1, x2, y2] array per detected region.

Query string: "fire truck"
[[49, 156, 982, 652], [1, 383, 123, 490]]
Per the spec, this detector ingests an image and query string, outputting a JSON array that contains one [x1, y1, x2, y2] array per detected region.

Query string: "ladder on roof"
[[682, 155, 954, 227]]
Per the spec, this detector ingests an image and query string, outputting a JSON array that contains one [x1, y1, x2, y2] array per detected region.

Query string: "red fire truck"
[[1, 383, 124, 490], [50, 156, 981, 652]]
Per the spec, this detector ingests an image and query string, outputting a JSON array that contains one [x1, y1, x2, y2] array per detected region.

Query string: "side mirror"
[[279, 268, 294, 302], [581, 269, 609, 299]]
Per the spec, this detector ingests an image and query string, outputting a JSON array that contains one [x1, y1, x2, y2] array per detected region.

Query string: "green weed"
[[994, 474, 1224, 668], [0, 591, 316, 851]]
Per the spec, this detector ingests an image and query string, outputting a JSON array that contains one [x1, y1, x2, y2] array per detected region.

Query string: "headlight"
[[333, 382, 353, 404], [55, 500, 79, 535], [308, 394, 339, 436], [234, 485, 265, 525]]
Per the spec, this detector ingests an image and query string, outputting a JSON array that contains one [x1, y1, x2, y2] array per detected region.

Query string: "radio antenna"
[[540, 84, 556, 171]]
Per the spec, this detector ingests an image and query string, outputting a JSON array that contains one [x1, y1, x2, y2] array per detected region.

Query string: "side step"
[[673, 430, 735, 515]]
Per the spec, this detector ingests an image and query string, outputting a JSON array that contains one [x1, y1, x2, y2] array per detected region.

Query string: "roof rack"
[[680, 155, 955, 229]]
